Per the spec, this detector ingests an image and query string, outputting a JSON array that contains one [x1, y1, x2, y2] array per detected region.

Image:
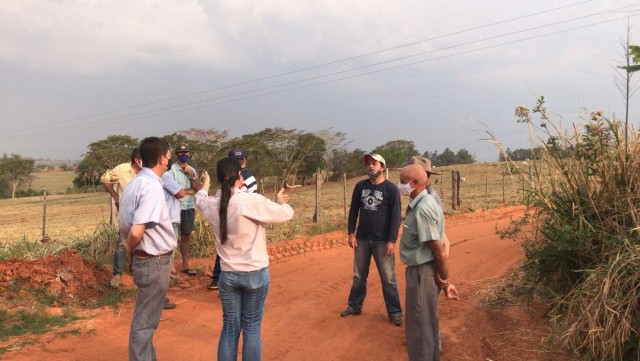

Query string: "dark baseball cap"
[[228, 148, 247, 160], [175, 145, 190, 154]]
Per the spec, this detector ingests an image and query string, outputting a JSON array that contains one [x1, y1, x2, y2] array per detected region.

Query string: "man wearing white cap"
[[341, 153, 403, 326]]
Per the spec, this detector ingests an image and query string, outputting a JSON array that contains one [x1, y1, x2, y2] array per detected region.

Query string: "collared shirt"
[[119, 168, 176, 255], [399, 189, 445, 266], [195, 189, 294, 272], [161, 172, 182, 224], [101, 162, 137, 195], [167, 163, 197, 210]]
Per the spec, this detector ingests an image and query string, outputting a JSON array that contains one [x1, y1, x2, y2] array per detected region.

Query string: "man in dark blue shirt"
[[341, 153, 403, 326]]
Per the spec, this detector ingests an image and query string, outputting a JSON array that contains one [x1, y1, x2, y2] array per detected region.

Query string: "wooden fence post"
[[451, 171, 458, 210], [343, 173, 347, 221], [41, 191, 47, 241], [456, 171, 461, 208], [484, 174, 488, 206], [502, 172, 506, 204], [313, 169, 322, 223]]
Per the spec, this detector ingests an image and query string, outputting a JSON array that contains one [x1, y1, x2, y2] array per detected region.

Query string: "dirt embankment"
[[1, 205, 571, 361]]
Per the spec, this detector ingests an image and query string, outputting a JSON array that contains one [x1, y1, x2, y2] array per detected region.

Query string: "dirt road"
[[5, 205, 567, 361]]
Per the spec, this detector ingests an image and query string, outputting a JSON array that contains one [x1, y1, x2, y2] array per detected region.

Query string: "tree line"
[[0, 127, 478, 198], [73, 128, 478, 189], [498, 147, 543, 162]]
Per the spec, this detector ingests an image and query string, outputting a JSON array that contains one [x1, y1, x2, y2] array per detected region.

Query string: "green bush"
[[497, 97, 640, 360]]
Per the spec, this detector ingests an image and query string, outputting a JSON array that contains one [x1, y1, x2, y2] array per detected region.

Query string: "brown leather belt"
[[133, 250, 173, 258]]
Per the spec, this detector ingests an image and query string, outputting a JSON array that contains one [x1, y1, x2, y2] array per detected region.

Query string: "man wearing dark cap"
[[228, 148, 257, 193], [341, 153, 403, 326], [207, 148, 258, 290], [167, 145, 200, 276]]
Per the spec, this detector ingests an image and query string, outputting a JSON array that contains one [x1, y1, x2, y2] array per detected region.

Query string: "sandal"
[[180, 269, 197, 277]]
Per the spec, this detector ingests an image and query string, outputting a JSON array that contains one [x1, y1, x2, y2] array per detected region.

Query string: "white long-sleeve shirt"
[[195, 189, 294, 272]]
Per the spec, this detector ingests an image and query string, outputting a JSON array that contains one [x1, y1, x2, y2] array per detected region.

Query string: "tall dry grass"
[[494, 97, 640, 361]]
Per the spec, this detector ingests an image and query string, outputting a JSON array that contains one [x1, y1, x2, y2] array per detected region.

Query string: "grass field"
[[30, 170, 76, 194], [0, 162, 528, 245]]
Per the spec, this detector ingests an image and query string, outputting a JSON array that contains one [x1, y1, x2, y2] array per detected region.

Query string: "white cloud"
[[1, 1, 226, 73]]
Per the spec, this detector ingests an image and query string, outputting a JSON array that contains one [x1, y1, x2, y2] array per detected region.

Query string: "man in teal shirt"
[[398, 163, 458, 361], [167, 145, 201, 276]]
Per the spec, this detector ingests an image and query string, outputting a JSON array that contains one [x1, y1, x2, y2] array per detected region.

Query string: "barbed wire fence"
[[2, 167, 533, 244]]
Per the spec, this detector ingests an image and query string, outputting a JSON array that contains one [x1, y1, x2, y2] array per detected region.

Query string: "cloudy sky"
[[1, 0, 639, 162]]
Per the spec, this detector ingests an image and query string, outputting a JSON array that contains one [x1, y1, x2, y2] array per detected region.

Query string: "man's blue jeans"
[[113, 233, 127, 276], [346, 239, 402, 318], [218, 267, 270, 361]]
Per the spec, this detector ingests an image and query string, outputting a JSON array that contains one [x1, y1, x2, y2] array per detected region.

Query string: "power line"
[[4, 3, 638, 140], [5, 4, 638, 138], [5, 1, 594, 134], [10, 11, 639, 142]]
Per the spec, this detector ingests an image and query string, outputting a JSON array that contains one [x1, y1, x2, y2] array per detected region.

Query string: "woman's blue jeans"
[[218, 267, 270, 361]]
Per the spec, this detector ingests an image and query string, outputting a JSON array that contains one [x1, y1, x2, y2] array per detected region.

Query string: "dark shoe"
[[180, 269, 197, 277], [390, 316, 403, 326], [340, 308, 361, 318], [163, 298, 176, 310], [207, 279, 219, 290]]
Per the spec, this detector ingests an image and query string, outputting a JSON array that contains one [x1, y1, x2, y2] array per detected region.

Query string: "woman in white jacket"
[[195, 157, 293, 361]]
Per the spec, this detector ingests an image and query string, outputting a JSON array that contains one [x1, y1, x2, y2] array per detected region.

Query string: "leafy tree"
[[455, 148, 476, 164], [622, 44, 640, 73], [615, 33, 638, 149], [0, 178, 8, 198], [316, 128, 350, 173], [423, 150, 438, 163], [331, 148, 367, 180], [372, 140, 418, 168], [164, 128, 228, 174], [235, 128, 326, 186], [244, 128, 298, 182], [74, 135, 139, 187], [293, 133, 326, 184], [435, 148, 457, 166], [225, 133, 272, 182], [0, 153, 35, 198]]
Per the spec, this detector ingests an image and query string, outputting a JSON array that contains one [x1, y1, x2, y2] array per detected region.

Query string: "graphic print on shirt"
[[361, 189, 383, 211]]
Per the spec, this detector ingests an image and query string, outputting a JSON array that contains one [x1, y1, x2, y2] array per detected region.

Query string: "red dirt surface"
[[0, 205, 572, 360]]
